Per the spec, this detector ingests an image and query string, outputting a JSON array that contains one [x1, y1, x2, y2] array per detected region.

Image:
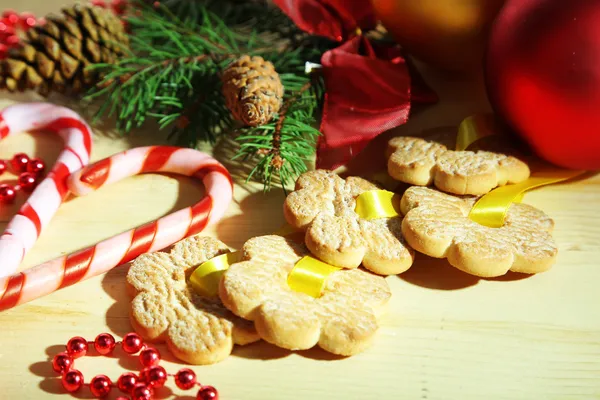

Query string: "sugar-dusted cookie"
[[219, 235, 391, 356], [386, 136, 530, 195], [127, 236, 260, 365], [400, 186, 557, 277], [283, 170, 414, 275]]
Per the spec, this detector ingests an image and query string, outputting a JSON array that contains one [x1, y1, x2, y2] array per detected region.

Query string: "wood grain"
[[0, 1, 599, 398]]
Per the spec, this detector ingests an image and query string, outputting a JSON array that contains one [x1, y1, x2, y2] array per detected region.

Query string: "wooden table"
[[1, 2, 599, 399]]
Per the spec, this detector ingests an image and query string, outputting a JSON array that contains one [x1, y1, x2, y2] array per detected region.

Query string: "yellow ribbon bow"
[[189, 252, 241, 297]]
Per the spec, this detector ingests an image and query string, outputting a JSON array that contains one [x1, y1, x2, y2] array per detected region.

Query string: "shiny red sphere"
[[141, 366, 167, 388], [26, 158, 45, 176], [66, 336, 88, 358], [122, 332, 144, 354], [0, 184, 16, 204], [2, 10, 19, 25], [485, 0, 600, 170], [61, 369, 84, 392], [52, 352, 73, 374], [175, 368, 197, 390], [131, 383, 154, 400], [139, 347, 161, 368], [94, 333, 116, 355], [117, 372, 138, 394], [90, 375, 112, 398], [17, 172, 37, 192], [0, 160, 7, 175], [197, 386, 219, 400], [10, 153, 29, 173]]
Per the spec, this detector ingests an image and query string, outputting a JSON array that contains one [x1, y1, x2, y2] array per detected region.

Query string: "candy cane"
[[0, 146, 233, 312], [0, 103, 93, 278]]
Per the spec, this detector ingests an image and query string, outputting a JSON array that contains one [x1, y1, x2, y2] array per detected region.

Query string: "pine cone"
[[222, 55, 284, 127], [0, 4, 128, 96]]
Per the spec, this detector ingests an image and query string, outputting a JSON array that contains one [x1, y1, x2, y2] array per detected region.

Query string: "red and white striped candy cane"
[[0, 146, 233, 312], [0, 103, 93, 277]]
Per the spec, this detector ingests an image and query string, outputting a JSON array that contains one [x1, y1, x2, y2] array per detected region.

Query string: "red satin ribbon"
[[273, 0, 438, 170]]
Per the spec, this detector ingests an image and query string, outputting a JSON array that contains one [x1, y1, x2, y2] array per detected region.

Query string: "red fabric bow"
[[273, 0, 438, 170]]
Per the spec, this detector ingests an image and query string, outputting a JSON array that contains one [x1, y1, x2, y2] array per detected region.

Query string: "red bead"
[[5, 34, 19, 48], [175, 368, 197, 390], [61, 369, 84, 392], [116, 397, 129, 400], [94, 333, 116, 355], [26, 158, 45, 176], [140, 366, 167, 388], [90, 375, 112, 398], [117, 372, 138, 394], [139, 347, 160, 368], [2, 11, 19, 26], [197, 386, 219, 400], [0, 22, 14, 35], [0, 160, 7, 175], [122, 332, 144, 354], [131, 383, 154, 400], [51, 352, 73, 374], [0, 184, 16, 204], [10, 153, 29, 173], [17, 172, 37, 192], [19, 12, 37, 30], [66, 336, 88, 359]]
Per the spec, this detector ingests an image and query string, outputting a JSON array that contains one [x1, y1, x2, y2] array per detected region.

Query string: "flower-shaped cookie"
[[127, 236, 259, 365], [219, 235, 391, 356], [284, 170, 415, 275], [386, 136, 530, 195], [400, 186, 558, 277]]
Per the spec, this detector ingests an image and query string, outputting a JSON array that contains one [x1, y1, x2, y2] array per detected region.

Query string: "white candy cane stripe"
[[0, 103, 93, 277], [0, 146, 233, 311]]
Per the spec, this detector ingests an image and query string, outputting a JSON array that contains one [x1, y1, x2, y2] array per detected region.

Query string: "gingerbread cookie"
[[219, 235, 391, 356], [386, 136, 530, 195], [283, 170, 414, 275], [400, 186, 557, 277], [127, 236, 260, 365]]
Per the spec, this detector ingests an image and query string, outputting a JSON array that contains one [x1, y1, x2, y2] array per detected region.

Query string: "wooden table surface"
[[1, 1, 599, 399]]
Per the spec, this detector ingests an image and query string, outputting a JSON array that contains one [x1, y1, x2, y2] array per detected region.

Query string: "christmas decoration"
[[0, 153, 47, 203], [485, 0, 600, 170], [221, 55, 284, 126], [371, 0, 505, 71], [0, 103, 93, 277], [0, 9, 43, 59], [85, 0, 436, 188], [0, 145, 232, 311], [51, 332, 219, 399], [0, 4, 127, 95]]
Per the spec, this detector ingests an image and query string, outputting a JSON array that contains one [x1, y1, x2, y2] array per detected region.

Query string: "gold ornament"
[[371, 0, 505, 71]]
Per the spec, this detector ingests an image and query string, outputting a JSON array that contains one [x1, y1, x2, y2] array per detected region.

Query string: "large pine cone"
[[0, 4, 128, 95], [221, 55, 284, 127]]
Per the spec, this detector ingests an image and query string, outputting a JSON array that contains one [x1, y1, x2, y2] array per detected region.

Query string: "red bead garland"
[[0, 153, 46, 204], [51, 332, 219, 400]]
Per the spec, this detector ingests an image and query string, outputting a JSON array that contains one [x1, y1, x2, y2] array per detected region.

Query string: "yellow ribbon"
[[189, 251, 241, 297], [456, 114, 496, 151], [355, 190, 400, 219], [287, 256, 342, 298], [469, 170, 584, 228]]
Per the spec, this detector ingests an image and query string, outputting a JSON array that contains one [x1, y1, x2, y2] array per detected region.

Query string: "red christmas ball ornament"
[[27, 157, 46, 176], [131, 383, 154, 400], [66, 336, 88, 358], [141, 365, 167, 388], [175, 368, 197, 390], [52, 352, 73, 373], [197, 386, 219, 400], [0, 184, 16, 204], [117, 372, 139, 394], [17, 172, 37, 192], [94, 333, 116, 355], [121, 332, 144, 354], [90, 375, 112, 398], [485, 0, 600, 170], [139, 347, 160, 368], [62, 370, 84, 392], [10, 153, 29, 173]]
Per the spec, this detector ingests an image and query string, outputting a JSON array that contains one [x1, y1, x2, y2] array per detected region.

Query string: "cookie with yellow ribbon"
[[284, 169, 415, 275], [127, 235, 259, 365], [219, 235, 391, 356], [386, 136, 530, 195], [400, 186, 558, 277]]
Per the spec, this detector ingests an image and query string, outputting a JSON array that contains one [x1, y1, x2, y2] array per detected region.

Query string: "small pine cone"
[[222, 55, 284, 127], [0, 4, 128, 96]]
